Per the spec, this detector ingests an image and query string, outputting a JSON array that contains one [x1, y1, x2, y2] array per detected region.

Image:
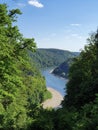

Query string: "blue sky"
[[1, 0, 98, 51]]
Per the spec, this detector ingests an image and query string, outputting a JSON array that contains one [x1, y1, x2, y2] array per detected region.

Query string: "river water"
[[41, 68, 67, 96]]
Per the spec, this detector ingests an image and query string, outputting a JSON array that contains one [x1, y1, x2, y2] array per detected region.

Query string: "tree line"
[[0, 4, 50, 129]]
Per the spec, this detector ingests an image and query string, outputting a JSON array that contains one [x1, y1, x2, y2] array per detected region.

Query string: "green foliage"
[[62, 31, 98, 109], [52, 58, 73, 78], [54, 96, 98, 130], [43, 90, 52, 101], [28, 108, 56, 130], [0, 3, 47, 129], [53, 108, 77, 130], [72, 95, 98, 130], [29, 48, 76, 68]]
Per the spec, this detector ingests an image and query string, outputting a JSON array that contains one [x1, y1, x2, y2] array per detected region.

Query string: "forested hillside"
[[52, 52, 79, 78], [52, 58, 73, 78], [29, 48, 76, 68], [0, 4, 50, 129]]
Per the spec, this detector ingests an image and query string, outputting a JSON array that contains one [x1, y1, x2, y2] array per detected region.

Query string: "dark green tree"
[[62, 30, 98, 109], [0, 4, 47, 129]]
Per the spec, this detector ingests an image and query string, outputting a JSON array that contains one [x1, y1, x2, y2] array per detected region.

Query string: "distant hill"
[[29, 48, 77, 68], [51, 52, 80, 78], [71, 52, 80, 56], [52, 59, 73, 78]]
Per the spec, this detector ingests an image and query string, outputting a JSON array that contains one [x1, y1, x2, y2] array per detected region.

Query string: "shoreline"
[[42, 87, 63, 109], [50, 68, 67, 80]]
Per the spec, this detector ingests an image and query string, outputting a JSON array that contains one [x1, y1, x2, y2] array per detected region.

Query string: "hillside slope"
[[29, 48, 77, 68], [52, 59, 73, 78]]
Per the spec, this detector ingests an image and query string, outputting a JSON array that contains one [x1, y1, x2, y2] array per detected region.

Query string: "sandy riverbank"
[[42, 87, 63, 109]]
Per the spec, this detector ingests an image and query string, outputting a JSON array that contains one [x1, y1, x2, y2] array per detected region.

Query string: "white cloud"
[[70, 24, 81, 27], [28, 0, 44, 8]]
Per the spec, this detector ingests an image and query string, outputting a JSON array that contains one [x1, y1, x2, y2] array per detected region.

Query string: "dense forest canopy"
[[62, 31, 98, 109], [29, 48, 77, 68], [0, 4, 49, 129]]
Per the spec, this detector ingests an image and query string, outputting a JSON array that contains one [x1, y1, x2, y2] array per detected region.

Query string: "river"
[[41, 68, 67, 97]]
